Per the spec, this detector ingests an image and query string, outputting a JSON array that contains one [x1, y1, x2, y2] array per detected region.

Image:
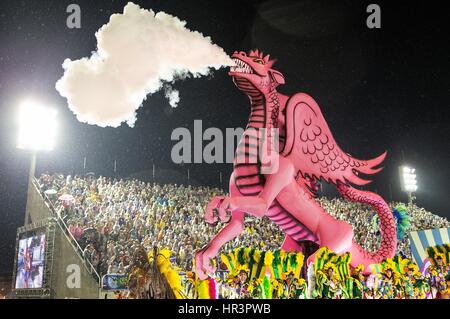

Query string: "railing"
[[32, 178, 101, 286]]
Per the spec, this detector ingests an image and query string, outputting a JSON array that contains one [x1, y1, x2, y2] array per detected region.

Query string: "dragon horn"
[[267, 59, 277, 68], [263, 54, 270, 62]]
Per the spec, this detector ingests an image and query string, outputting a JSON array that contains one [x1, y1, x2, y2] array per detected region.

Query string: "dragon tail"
[[336, 183, 397, 273]]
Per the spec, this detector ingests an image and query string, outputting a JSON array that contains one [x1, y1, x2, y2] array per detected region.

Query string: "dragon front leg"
[[197, 158, 295, 279], [195, 210, 245, 280], [197, 175, 248, 279], [196, 161, 293, 279]]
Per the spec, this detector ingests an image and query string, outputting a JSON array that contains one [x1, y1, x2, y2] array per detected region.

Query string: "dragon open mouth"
[[230, 58, 253, 74]]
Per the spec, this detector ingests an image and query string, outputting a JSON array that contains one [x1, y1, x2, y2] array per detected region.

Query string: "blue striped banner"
[[408, 227, 450, 268]]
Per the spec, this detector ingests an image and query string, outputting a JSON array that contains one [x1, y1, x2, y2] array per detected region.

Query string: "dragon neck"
[[244, 84, 279, 167], [247, 83, 279, 129], [234, 83, 280, 180], [266, 84, 280, 129]]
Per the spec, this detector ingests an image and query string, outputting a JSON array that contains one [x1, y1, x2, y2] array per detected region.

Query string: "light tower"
[[17, 99, 57, 224], [400, 166, 418, 204]]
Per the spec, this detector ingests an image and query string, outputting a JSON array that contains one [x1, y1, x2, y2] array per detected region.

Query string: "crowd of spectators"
[[37, 173, 449, 279]]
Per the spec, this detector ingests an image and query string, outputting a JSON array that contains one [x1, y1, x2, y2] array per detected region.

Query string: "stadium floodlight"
[[400, 165, 418, 204], [17, 100, 57, 151], [17, 99, 57, 225]]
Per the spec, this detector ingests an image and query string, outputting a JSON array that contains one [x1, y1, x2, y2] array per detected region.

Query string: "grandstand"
[[10, 173, 450, 298]]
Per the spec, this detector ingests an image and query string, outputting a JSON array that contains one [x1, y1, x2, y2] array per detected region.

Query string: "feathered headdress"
[[352, 264, 364, 275], [314, 246, 351, 282], [426, 244, 450, 266], [404, 262, 419, 275], [382, 263, 394, 272], [237, 264, 250, 276], [372, 204, 411, 240], [323, 262, 337, 273], [392, 204, 412, 240]]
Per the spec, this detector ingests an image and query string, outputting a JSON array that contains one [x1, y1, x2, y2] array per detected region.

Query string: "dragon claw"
[[217, 197, 234, 223], [205, 196, 234, 225], [205, 196, 224, 225], [223, 210, 232, 223], [195, 250, 208, 280], [202, 254, 217, 275], [195, 247, 216, 280]]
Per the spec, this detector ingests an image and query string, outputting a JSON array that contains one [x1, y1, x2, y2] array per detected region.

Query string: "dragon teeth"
[[231, 58, 253, 74]]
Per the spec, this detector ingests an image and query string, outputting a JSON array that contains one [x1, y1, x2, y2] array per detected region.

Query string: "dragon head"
[[229, 49, 285, 95]]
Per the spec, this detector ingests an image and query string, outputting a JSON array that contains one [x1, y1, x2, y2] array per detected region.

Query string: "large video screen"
[[15, 233, 46, 289]]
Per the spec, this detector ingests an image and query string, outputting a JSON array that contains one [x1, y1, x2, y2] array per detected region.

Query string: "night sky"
[[0, 0, 449, 274]]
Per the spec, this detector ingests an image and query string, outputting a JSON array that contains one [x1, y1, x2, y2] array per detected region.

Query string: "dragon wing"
[[281, 93, 386, 186]]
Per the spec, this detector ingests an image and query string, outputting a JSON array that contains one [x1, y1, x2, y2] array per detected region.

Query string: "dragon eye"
[[253, 58, 264, 65]]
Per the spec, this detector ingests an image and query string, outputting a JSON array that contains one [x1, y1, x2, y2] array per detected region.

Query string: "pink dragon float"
[[195, 50, 397, 279]]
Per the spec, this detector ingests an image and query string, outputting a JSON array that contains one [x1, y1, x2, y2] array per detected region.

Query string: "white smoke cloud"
[[55, 2, 232, 127], [164, 86, 180, 108]]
